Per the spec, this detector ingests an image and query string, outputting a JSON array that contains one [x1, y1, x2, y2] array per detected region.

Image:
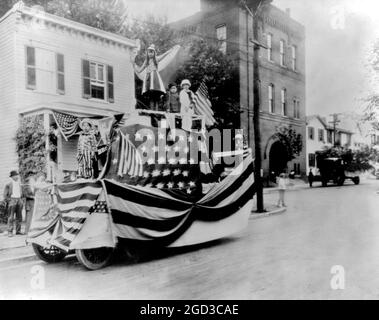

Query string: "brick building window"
[[280, 40, 285, 66], [291, 45, 297, 71], [267, 33, 273, 61], [216, 25, 227, 54], [293, 99, 300, 119], [268, 84, 275, 113], [281, 88, 287, 116], [308, 127, 314, 140], [318, 129, 324, 142]]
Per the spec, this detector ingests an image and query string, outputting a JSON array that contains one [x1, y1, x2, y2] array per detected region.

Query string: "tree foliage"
[[15, 116, 47, 181], [274, 125, 303, 162], [175, 39, 240, 128]]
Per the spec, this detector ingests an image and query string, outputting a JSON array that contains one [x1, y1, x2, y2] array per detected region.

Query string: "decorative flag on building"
[[193, 80, 216, 126], [53, 111, 80, 140]]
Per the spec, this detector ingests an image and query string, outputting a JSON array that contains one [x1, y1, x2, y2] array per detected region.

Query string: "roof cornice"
[[8, 2, 137, 49]]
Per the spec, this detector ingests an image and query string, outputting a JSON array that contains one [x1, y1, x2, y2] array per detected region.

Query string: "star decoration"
[[186, 188, 192, 194], [179, 158, 187, 164], [141, 146, 147, 153], [135, 132, 141, 139], [152, 146, 158, 152], [174, 146, 180, 152], [189, 181, 196, 187], [188, 136, 194, 143], [156, 182, 164, 189], [115, 136, 120, 142], [147, 158, 155, 165], [184, 147, 189, 153], [182, 171, 189, 177], [152, 170, 161, 177], [173, 169, 181, 176], [158, 157, 166, 164], [165, 146, 171, 152], [178, 182, 184, 188], [143, 171, 150, 178], [158, 132, 165, 140], [112, 158, 118, 164], [167, 182, 174, 189], [163, 169, 171, 176], [179, 135, 185, 141], [145, 183, 153, 188], [189, 158, 195, 164], [147, 134, 154, 140]]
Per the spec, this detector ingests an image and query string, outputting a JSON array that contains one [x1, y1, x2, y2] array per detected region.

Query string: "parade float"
[[27, 44, 256, 270]]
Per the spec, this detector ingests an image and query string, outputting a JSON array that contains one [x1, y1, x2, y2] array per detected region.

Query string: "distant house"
[[306, 115, 353, 173], [0, 2, 138, 194]]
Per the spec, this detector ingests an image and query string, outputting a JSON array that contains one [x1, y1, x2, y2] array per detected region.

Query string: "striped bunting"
[[103, 154, 255, 245], [117, 132, 144, 177], [193, 80, 216, 126], [49, 182, 103, 251]]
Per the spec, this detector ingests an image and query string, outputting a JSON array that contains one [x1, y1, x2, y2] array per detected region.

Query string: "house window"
[[291, 45, 297, 71], [281, 88, 287, 116], [268, 84, 275, 113], [327, 130, 332, 143], [280, 40, 285, 66], [56, 53, 65, 94], [318, 129, 324, 142], [267, 33, 273, 61], [26, 46, 36, 89], [25, 46, 63, 94], [82, 59, 114, 102], [308, 153, 315, 167], [308, 127, 314, 140], [293, 99, 300, 119], [257, 79, 262, 111], [216, 25, 227, 54]]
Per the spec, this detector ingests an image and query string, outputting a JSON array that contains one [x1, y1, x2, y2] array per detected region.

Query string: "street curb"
[[249, 206, 286, 220], [263, 185, 309, 195], [0, 254, 38, 268]]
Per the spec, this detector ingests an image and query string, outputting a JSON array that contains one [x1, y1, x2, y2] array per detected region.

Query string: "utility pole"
[[329, 113, 341, 147], [241, 0, 268, 213]]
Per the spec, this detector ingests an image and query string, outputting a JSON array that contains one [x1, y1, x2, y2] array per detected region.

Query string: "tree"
[[175, 39, 240, 128], [274, 125, 303, 163]]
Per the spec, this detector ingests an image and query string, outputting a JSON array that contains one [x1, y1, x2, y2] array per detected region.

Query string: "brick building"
[[170, 0, 306, 178]]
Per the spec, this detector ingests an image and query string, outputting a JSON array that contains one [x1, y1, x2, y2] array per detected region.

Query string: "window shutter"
[[107, 65, 114, 103], [56, 53, 65, 94], [26, 46, 36, 89], [82, 59, 91, 99]]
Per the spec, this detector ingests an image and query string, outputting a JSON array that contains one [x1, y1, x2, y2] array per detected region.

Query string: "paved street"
[[1, 178, 379, 299]]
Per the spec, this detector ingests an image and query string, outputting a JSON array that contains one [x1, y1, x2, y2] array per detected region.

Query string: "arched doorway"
[[269, 141, 288, 180]]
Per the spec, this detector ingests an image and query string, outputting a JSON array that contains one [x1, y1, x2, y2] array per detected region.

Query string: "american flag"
[[102, 124, 207, 198], [53, 111, 80, 140], [48, 182, 103, 251], [193, 80, 216, 127]]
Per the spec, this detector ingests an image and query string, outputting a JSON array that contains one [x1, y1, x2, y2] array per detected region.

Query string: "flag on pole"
[[193, 80, 216, 126]]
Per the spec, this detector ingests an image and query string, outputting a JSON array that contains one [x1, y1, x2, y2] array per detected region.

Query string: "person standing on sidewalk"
[[3, 170, 25, 237], [308, 168, 314, 187], [276, 172, 287, 207], [23, 174, 36, 234]]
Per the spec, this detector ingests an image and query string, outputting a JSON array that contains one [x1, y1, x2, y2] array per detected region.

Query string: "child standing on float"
[[77, 118, 97, 179]]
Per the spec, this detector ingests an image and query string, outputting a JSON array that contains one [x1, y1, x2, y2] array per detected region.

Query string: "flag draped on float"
[[53, 111, 80, 140]]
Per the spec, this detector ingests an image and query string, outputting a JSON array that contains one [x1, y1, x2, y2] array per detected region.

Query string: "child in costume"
[[179, 79, 195, 131], [77, 118, 97, 179]]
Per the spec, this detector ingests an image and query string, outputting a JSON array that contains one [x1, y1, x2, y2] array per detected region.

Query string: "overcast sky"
[[124, 0, 379, 117]]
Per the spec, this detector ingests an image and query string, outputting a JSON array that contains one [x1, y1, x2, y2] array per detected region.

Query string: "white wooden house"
[[0, 2, 138, 194]]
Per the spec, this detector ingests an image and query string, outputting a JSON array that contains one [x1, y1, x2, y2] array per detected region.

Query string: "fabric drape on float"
[[102, 155, 255, 246], [53, 111, 80, 141]]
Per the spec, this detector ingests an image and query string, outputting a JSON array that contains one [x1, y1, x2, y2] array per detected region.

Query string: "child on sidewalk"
[[277, 172, 288, 207]]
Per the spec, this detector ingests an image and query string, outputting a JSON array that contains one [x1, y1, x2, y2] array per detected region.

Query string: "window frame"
[[293, 99, 300, 119], [216, 24, 227, 54], [267, 33, 273, 61], [308, 127, 314, 140], [279, 39, 285, 66], [291, 45, 297, 71], [268, 83, 275, 113], [281, 88, 287, 116], [318, 128, 324, 142], [56, 53, 65, 95]]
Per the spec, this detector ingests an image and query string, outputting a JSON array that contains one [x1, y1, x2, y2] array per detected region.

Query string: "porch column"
[[43, 112, 52, 182]]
